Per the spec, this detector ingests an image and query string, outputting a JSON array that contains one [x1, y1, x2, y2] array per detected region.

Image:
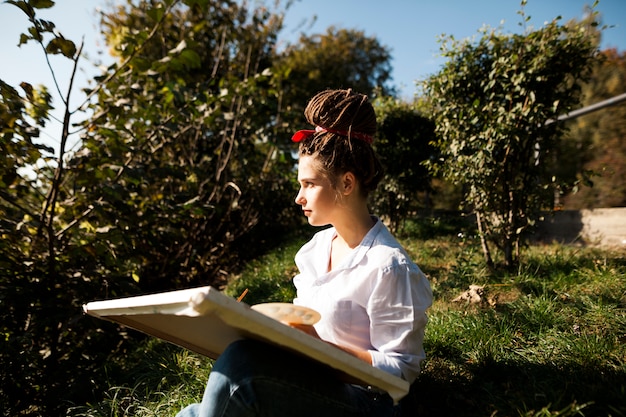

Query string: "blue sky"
[[1, 0, 624, 154], [281, 0, 625, 96]]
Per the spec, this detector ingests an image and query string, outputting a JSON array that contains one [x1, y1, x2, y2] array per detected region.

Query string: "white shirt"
[[293, 218, 432, 383]]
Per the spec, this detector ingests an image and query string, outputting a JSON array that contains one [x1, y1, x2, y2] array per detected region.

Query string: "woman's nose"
[[295, 189, 305, 205]]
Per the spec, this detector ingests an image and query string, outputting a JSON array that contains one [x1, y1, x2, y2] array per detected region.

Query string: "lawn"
[[69, 220, 626, 417]]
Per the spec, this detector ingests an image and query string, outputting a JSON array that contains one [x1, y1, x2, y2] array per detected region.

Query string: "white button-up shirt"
[[293, 218, 432, 383]]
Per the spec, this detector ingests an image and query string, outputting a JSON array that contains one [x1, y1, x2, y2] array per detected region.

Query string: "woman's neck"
[[333, 209, 375, 249], [328, 211, 374, 272]]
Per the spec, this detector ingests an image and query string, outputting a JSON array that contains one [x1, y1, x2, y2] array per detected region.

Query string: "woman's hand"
[[330, 344, 372, 365], [287, 323, 320, 338], [287, 323, 372, 364]]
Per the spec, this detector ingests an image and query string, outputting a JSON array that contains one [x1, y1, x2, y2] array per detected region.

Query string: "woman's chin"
[[307, 218, 328, 227]]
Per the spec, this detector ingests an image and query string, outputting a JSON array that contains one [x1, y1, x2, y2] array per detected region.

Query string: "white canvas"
[[83, 286, 410, 403]]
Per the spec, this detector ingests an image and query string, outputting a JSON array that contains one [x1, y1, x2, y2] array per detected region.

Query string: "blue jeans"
[[175, 339, 401, 417]]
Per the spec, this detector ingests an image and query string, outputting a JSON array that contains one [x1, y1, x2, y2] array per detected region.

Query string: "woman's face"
[[294, 155, 339, 227]]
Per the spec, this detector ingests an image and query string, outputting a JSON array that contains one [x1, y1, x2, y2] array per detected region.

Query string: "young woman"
[[176, 89, 432, 417]]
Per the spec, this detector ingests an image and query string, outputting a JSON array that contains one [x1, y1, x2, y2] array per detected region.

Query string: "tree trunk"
[[475, 211, 494, 269]]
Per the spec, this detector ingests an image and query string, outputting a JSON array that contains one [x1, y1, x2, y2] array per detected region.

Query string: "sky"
[[1, 0, 625, 156]]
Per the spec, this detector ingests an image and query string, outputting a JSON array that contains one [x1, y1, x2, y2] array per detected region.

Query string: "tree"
[[1, 0, 296, 414], [276, 26, 394, 133], [0, 1, 123, 413], [371, 96, 436, 232], [560, 48, 626, 208], [281, 26, 393, 96], [422, 3, 599, 268], [68, 0, 295, 293]]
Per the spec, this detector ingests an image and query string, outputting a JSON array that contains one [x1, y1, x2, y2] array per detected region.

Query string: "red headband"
[[291, 125, 374, 144]]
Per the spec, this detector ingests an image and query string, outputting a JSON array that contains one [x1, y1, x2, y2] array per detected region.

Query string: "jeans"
[[175, 339, 401, 417]]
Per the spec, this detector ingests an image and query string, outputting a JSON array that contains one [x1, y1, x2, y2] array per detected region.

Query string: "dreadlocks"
[[297, 89, 383, 197]]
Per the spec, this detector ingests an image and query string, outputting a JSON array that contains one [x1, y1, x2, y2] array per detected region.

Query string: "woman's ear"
[[340, 171, 356, 196]]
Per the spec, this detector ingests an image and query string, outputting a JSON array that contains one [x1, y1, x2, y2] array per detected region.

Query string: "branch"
[[54, 113, 177, 239], [55, 202, 97, 238], [29, 18, 68, 105], [37, 41, 84, 240], [0, 189, 38, 220], [77, 0, 183, 112]]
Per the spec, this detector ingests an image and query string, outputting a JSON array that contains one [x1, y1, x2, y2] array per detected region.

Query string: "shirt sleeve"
[[367, 262, 432, 383]]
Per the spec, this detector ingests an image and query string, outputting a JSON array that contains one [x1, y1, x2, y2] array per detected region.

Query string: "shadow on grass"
[[401, 357, 626, 417]]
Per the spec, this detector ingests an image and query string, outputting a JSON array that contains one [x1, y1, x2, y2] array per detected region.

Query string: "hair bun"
[[304, 89, 376, 138]]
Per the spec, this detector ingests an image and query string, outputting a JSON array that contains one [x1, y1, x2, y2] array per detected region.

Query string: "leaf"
[[28, 26, 43, 42], [45, 37, 76, 58], [30, 0, 55, 9], [179, 49, 201, 69], [18, 33, 31, 47], [34, 143, 54, 154], [19, 82, 34, 99], [170, 39, 187, 54], [38, 19, 56, 32], [6, 1, 35, 19], [146, 5, 165, 22]]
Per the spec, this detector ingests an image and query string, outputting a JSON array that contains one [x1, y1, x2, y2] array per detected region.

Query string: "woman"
[[176, 89, 432, 417]]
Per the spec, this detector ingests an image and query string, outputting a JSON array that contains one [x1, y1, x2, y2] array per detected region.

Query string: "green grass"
[[223, 236, 303, 305], [412, 240, 626, 417], [70, 221, 626, 417]]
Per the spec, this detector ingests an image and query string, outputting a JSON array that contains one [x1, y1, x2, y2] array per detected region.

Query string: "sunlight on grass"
[[70, 223, 626, 417]]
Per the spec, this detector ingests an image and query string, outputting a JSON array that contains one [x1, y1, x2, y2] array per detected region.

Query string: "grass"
[[69, 219, 626, 417]]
